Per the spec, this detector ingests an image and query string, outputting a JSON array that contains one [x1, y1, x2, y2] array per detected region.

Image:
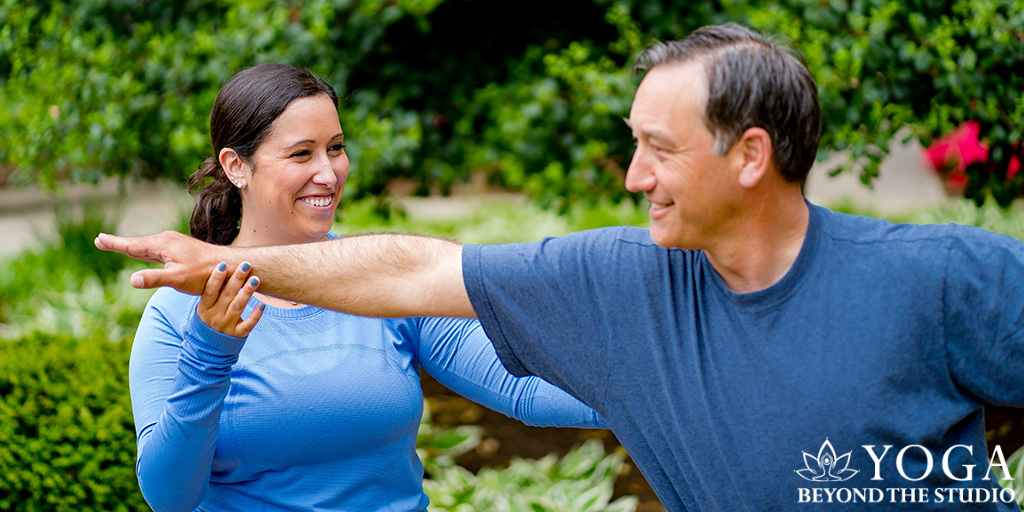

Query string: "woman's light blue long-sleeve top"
[[129, 285, 604, 512]]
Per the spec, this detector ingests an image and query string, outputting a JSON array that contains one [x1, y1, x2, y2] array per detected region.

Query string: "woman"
[[130, 63, 603, 512]]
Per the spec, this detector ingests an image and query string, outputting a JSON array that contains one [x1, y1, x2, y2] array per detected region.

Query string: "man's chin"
[[648, 225, 685, 250]]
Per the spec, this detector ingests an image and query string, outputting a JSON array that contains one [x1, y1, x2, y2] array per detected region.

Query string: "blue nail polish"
[[259, 304, 267, 311], [249, 277, 259, 287], [241, 262, 251, 272], [217, 262, 227, 272]]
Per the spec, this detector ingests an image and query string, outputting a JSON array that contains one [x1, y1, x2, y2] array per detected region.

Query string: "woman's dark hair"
[[187, 63, 338, 245]]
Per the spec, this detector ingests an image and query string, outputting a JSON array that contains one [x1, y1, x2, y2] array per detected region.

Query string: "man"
[[97, 23, 1024, 510]]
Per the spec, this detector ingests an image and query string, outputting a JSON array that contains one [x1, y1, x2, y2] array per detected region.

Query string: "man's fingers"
[[94, 233, 124, 252], [129, 266, 197, 292], [95, 232, 162, 263], [100, 231, 228, 297]]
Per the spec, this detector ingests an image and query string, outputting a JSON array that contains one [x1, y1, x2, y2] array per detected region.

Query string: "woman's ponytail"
[[187, 157, 242, 246]]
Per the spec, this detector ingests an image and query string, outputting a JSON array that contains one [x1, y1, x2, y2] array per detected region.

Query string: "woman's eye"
[[329, 144, 345, 152], [290, 150, 311, 158]]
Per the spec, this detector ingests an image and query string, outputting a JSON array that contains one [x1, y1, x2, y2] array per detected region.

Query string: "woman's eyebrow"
[[283, 139, 315, 151]]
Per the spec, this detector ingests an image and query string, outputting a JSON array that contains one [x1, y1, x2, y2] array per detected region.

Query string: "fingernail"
[[249, 277, 259, 287], [241, 262, 251, 272], [259, 303, 266, 311], [217, 262, 227, 272], [130, 273, 144, 288]]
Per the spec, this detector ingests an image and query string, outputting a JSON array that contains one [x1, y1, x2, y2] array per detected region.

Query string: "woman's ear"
[[219, 147, 248, 189], [734, 127, 772, 189]]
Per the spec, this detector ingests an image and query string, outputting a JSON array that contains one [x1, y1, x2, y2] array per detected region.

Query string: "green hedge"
[[3, 0, 1021, 208], [727, 0, 1024, 205], [0, 332, 145, 512]]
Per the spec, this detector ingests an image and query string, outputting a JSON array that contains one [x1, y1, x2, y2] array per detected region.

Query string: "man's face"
[[624, 61, 739, 250]]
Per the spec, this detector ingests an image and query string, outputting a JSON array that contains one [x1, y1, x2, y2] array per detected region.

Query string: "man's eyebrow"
[[624, 121, 675, 144]]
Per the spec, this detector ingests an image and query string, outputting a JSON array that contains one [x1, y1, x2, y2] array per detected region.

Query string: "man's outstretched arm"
[[94, 231, 475, 318]]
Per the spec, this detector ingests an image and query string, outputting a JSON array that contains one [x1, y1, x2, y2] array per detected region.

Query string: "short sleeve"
[[944, 225, 1024, 405], [461, 227, 650, 408]]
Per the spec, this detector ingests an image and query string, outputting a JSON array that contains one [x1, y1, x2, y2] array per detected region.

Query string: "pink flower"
[[922, 122, 1022, 193]]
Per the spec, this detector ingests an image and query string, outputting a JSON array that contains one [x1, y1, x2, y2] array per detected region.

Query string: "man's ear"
[[734, 127, 772, 189], [219, 147, 248, 189]]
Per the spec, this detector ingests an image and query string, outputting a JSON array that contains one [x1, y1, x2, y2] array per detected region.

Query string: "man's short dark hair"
[[634, 23, 822, 184]]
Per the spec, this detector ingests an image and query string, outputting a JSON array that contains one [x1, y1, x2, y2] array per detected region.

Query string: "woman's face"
[[236, 94, 349, 246]]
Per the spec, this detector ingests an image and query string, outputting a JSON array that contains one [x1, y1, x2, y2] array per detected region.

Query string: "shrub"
[[0, 332, 146, 512], [5, 1, 1019, 207], [998, 444, 1024, 510], [424, 439, 639, 512], [728, 0, 1024, 206]]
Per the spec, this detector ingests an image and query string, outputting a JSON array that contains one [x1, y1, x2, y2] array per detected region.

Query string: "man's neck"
[[704, 192, 810, 294]]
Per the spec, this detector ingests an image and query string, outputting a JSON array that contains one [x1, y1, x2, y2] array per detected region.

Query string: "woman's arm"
[[415, 317, 605, 428], [130, 264, 262, 512]]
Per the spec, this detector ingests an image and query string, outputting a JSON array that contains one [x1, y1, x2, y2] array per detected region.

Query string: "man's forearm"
[[95, 231, 476, 319], [248, 234, 474, 318]]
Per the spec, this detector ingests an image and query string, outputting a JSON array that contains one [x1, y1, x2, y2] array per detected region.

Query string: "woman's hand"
[[196, 261, 265, 337]]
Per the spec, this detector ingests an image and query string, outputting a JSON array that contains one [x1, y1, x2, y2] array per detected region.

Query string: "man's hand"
[[94, 231, 229, 296]]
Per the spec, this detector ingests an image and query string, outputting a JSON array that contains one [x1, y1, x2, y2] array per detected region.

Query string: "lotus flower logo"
[[796, 438, 859, 482]]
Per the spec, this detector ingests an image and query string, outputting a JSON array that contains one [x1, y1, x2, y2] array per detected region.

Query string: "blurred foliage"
[[1, 0, 1021, 207], [417, 398, 485, 475], [1001, 443, 1024, 510], [1001, 442, 1024, 511], [334, 195, 650, 244], [894, 198, 1024, 241], [0, 201, 151, 340], [424, 439, 638, 512], [728, 0, 1024, 206], [0, 331, 144, 512]]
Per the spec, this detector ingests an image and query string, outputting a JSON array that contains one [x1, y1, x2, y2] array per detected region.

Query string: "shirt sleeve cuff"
[[182, 312, 248, 361], [462, 244, 531, 377]]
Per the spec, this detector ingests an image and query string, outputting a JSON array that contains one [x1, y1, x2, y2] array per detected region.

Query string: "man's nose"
[[625, 148, 655, 193]]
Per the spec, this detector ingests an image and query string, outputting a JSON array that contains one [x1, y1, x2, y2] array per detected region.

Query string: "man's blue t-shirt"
[[462, 203, 1024, 511]]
